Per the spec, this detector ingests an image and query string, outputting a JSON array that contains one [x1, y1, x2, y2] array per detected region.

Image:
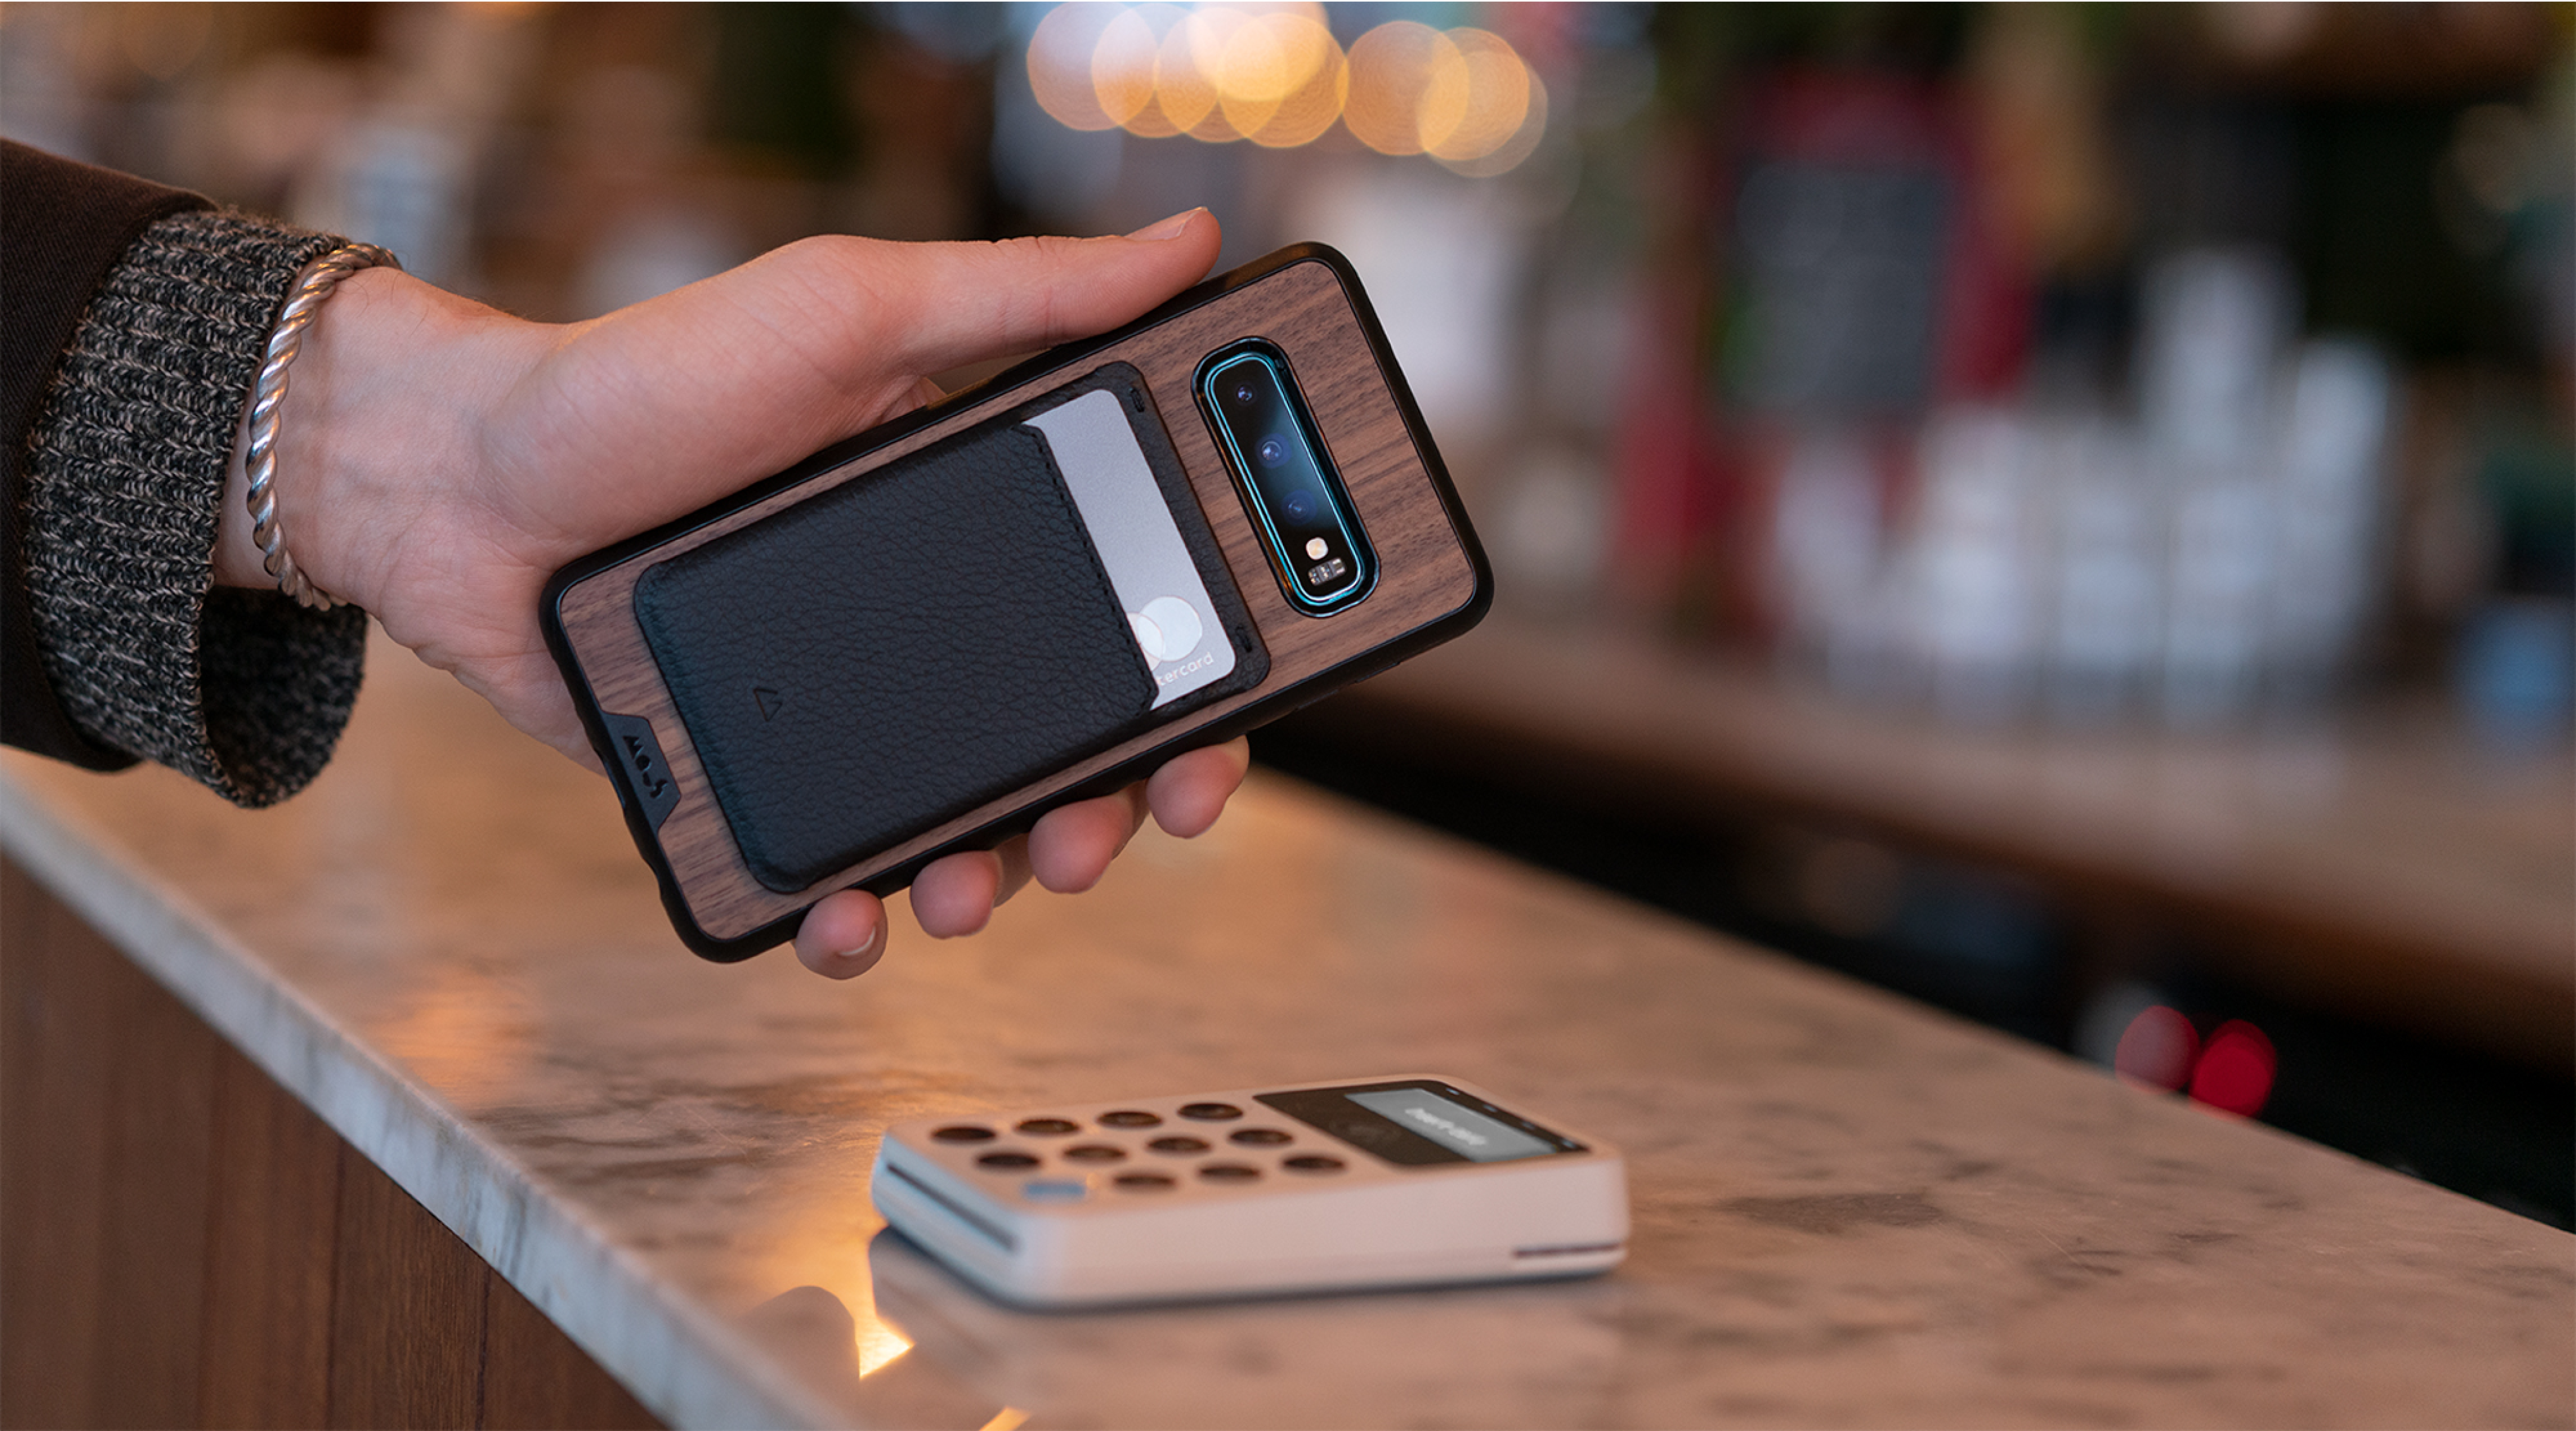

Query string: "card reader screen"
[[1257, 1080, 1584, 1167], [1345, 1089, 1556, 1163]]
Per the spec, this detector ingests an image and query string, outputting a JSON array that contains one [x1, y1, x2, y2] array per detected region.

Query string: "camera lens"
[[1199, 344, 1370, 613]]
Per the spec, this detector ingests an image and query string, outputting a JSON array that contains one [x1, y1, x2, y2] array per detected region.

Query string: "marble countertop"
[[4, 633, 2569, 1429]]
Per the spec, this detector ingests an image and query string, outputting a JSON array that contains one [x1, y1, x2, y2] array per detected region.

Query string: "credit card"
[[1025, 390, 1235, 709]]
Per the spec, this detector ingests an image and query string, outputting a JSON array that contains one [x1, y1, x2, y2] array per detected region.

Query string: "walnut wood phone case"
[[541, 244, 1491, 960]]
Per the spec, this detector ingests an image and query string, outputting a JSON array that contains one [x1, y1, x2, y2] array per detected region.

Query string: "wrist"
[[218, 267, 548, 613]]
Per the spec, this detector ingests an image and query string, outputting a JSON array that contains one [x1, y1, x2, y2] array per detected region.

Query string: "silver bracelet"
[[242, 240, 401, 610]]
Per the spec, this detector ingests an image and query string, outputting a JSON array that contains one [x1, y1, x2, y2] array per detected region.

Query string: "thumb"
[[812, 207, 1223, 378]]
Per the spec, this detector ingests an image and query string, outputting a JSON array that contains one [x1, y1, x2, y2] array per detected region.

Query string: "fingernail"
[[1126, 208, 1202, 242], [833, 922, 884, 964]]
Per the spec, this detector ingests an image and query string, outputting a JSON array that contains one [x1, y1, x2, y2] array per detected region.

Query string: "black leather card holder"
[[634, 418, 1156, 894]]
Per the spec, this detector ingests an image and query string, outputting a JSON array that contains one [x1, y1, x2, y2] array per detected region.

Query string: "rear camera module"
[[1198, 342, 1376, 615]]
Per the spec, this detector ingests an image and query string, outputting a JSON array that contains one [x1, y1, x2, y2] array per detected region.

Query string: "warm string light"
[[1028, 3, 1542, 171]]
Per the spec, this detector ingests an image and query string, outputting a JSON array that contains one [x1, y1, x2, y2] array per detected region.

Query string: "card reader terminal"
[[870, 1074, 1626, 1307]]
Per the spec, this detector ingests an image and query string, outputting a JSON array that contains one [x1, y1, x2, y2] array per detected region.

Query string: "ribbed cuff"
[[19, 208, 368, 808]]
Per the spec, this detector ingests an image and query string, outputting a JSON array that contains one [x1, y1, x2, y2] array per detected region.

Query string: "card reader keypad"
[[916, 1102, 1346, 1198]]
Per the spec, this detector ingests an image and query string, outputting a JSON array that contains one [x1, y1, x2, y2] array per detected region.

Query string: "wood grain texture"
[[2, 856, 117, 1430], [328, 1140, 489, 1429], [90, 962, 219, 1428], [0, 858, 661, 1431], [554, 256, 1483, 942], [198, 1053, 342, 1429], [0, 854, 222, 1428], [479, 1276, 658, 1431]]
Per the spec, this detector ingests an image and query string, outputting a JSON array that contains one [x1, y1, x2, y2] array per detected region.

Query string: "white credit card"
[[1025, 390, 1235, 708]]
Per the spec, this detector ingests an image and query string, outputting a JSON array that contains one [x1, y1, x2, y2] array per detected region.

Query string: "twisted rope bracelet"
[[242, 241, 401, 610]]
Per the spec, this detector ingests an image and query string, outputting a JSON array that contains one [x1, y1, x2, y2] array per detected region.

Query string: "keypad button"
[[1015, 1117, 1079, 1136], [1147, 1135, 1210, 1155], [1229, 1127, 1292, 1146], [933, 1125, 997, 1143], [1113, 1172, 1177, 1191], [1179, 1102, 1244, 1121], [1022, 1180, 1086, 1201], [1062, 1144, 1126, 1163], [1283, 1155, 1346, 1174], [1198, 1163, 1261, 1183], [975, 1151, 1040, 1171], [1097, 1110, 1161, 1128]]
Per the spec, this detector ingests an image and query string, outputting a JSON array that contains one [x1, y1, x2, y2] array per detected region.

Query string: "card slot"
[[635, 419, 1156, 893], [1013, 365, 1271, 717]]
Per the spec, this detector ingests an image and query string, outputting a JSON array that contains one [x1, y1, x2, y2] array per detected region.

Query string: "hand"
[[219, 209, 1252, 978]]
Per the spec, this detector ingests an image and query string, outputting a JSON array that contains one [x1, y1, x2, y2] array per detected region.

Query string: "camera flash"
[[1305, 537, 1329, 559]]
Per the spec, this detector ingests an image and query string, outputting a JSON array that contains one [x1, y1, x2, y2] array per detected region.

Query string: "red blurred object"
[[1609, 301, 1718, 616], [2113, 1005, 2199, 1092], [2190, 1020, 2279, 1117]]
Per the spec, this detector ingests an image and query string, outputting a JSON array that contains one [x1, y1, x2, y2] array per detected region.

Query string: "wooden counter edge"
[[2, 853, 661, 1430]]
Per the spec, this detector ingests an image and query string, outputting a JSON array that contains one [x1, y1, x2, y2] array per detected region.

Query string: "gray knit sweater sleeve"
[[19, 209, 369, 808]]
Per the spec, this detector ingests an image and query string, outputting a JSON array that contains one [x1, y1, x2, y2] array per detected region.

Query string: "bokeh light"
[[1093, 3, 1185, 137], [1224, 13, 1345, 148], [1156, 10, 1228, 139], [1027, 3, 1123, 132], [1343, 20, 1466, 156], [1425, 28, 1528, 163], [2188, 1020, 2278, 1117], [1436, 49, 1546, 177], [1028, 3, 1540, 172], [2112, 1004, 2199, 1092]]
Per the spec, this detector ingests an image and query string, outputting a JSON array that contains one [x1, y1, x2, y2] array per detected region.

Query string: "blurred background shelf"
[[1275, 615, 2573, 1066]]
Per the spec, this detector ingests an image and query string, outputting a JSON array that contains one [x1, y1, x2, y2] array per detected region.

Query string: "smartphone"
[[541, 244, 1491, 960], [871, 1074, 1626, 1306]]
